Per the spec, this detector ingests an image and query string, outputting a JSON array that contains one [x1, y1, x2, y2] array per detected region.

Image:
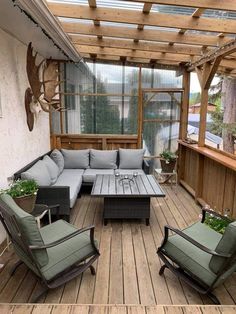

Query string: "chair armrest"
[[160, 225, 231, 258], [29, 225, 98, 251], [36, 186, 70, 216], [201, 205, 231, 223]]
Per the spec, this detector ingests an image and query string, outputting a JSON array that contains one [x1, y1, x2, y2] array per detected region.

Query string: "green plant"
[[160, 150, 177, 163], [204, 213, 232, 234], [1, 179, 38, 198]]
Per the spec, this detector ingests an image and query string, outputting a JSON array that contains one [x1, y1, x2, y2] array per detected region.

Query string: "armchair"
[[157, 205, 236, 304], [0, 194, 100, 302]]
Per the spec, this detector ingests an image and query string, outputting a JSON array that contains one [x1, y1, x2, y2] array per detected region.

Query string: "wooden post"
[[137, 65, 142, 148], [198, 88, 209, 146], [180, 70, 190, 140], [195, 154, 204, 203]]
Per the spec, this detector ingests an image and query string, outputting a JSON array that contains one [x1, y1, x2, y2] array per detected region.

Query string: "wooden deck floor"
[[1, 304, 236, 314], [0, 185, 235, 305]]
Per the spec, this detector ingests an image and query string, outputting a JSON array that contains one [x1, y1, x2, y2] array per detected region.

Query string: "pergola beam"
[[122, 0, 236, 11], [75, 45, 192, 62], [70, 35, 205, 55], [48, 3, 236, 34], [61, 22, 230, 47], [188, 39, 236, 70]]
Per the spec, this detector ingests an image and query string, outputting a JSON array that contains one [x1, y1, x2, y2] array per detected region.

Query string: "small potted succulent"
[[3, 179, 38, 213], [160, 150, 177, 173]]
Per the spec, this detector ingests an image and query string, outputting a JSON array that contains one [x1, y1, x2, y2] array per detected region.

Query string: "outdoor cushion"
[[209, 221, 236, 274], [40, 220, 97, 280], [90, 149, 117, 169], [119, 148, 145, 169], [162, 221, 221, 287], [61, 149, 90, 169], [83, 169, 114, 183], [116, 169, 145, 176], [21, 160, 51, 186], [42, 155, 59, 184], [53, 169, 84, 208], [50, 149, 64, 174], [0, 194, 48, 267]]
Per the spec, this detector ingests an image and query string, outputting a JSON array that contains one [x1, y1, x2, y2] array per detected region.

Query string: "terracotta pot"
[[13, 194, 37, 213], [160, 159, 176, 173]]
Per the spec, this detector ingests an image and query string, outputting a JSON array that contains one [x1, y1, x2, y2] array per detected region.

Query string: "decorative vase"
[[160, 159, 176, 173], [13, 194, 37, 213]]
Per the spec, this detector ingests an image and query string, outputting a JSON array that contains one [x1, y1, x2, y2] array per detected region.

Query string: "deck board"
[[0, 185, 235, 305]]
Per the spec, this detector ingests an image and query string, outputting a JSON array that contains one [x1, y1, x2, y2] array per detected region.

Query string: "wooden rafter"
[[48, 3, 236, 34], [121, 0, 236, 11], [62, 22, 230, 47], [178, 8, 205, 34], [136, 2, 153, 36]]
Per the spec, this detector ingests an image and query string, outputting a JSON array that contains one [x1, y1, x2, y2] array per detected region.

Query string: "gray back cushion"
[[42, 155, 59, 184], [61, 149, 90, 169], [90, 149, 117, 169], [119, 148, 145, 169], [21, 160, 51, 186], [209, 221, 236, 274], [50, 149, 64, 174], [0, 194, 48, 267]]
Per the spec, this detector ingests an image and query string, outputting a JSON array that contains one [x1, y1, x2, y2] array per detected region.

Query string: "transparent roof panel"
[[152, 5, 195, 15]]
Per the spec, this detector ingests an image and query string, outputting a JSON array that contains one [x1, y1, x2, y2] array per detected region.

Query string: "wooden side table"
[[154, 168, 177, 190]]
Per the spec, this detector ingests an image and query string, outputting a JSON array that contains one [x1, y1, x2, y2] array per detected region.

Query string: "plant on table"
[[1, 179, 38, 213], [160, 150, 177, 172]]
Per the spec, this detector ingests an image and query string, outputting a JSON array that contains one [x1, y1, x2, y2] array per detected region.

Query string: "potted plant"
[[160, 150, 177, 173], [3, 179, 38, 213]]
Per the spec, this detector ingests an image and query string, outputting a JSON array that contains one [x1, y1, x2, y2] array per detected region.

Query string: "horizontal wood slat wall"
[[178, 142, 236, 218], [51, 134, 138, 150]]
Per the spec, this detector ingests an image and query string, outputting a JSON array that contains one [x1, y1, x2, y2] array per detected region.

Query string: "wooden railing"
[[178, 141, 236, 218], [51, 134, 139, 150]]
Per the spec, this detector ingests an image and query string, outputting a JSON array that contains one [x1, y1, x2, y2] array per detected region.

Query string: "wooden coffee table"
[[91, 174, 165, 225]]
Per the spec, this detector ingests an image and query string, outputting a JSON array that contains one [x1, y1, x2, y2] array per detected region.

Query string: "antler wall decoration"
[[25, 42, 63, 131]]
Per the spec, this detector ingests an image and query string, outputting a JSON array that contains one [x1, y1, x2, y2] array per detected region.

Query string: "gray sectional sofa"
[[14, 148, 149, 221]]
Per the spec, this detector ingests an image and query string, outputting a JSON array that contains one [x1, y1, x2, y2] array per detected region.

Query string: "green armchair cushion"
[[209, 221, 236, 274], [0, 194, 48, 267], [40, 220, 98, 280], [162, 221, 221, 286]]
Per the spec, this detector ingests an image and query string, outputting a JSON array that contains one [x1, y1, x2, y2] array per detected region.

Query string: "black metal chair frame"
[[0, 199, 100, 303], [157, 206, 236, 304]]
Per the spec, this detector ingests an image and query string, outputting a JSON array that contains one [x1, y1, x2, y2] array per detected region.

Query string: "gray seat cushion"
[[61, 149, 90, 169], [53, 169, 84, 208], [119, 148, 145, 169], [83, 169, 114, 183], [40, 220, 97, 281], [90, 149, 117, 169], [50, 149, 64, 174], [21, 160, 51, 186], [42, 155, 59, 184], [162, 222, 221, 287], [115, 169, 145, 176]]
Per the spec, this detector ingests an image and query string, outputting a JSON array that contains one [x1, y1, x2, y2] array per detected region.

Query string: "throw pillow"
[[61, 149, 90, 169], [21, 160, 51, 186], [90, 149, 117, 169], [42, 155, 59, 184], [119, 148, 145, 169], [50, 149, 64, 174]]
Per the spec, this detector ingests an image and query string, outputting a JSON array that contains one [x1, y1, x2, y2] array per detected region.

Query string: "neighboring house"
[[189, 102, 216, 114]]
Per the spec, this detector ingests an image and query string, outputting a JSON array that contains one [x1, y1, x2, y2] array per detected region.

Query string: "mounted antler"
[[25, 43, 64, 130]]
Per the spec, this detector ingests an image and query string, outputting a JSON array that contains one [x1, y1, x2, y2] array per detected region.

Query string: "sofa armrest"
[[142, 159, 150, 174], [36, 186, 70, 217]]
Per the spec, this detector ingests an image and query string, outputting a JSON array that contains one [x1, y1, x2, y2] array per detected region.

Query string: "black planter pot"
[[160, 159, 176, 173]]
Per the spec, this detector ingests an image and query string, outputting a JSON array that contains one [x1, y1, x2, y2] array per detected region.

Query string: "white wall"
[[0, 28, 50, 244]]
